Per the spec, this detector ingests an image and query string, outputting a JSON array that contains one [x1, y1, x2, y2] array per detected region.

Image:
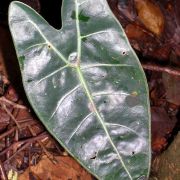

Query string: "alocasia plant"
[[8, 0, 151, 179]]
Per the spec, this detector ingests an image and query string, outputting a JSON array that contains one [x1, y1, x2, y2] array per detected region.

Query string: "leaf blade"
[[9, 0, 151, 179]]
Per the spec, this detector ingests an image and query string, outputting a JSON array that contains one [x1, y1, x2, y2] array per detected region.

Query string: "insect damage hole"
[[90, 152, 97, 160], [122, 51, 126, 55]]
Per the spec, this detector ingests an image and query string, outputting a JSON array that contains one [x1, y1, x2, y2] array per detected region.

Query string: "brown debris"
[[150, 133, 180, 180], [151, 107, 177, 153], [0, 28, 92, 179], [142, 63, 180, 76], [135, 0, 165, 36], [148, 72, 179, 154], [0, 80, 92, 179], [19, 155, 93, 180], [0, 160, 7, 180], [108, 0, 180, 63]]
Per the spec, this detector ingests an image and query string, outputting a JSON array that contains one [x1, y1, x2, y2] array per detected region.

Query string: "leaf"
[[8, 0, 151, 179], [19, 155, 92, 180], [135, 0, 164, 36]]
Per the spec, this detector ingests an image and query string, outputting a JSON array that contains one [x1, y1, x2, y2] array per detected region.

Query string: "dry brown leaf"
[[19, 155, 93, 180], [135, 0, 164, 36], [125, 24, 146, 39]]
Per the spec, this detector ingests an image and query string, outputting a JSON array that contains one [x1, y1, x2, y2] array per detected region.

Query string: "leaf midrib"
[[20, 1, 133, 179], [74, 0, 132, 179]]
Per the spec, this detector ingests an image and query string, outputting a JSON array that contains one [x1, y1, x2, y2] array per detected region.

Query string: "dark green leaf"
[[8, 0, 151, 179]]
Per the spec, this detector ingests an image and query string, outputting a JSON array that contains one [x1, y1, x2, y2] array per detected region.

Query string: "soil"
[[0, 0, 179, 179]]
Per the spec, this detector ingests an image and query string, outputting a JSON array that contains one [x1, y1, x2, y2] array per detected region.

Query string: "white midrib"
[[75, 0, 132, 179], [24, 1, 132, 178], [77, 67, 132, 179], [75, 0, 81, 62]]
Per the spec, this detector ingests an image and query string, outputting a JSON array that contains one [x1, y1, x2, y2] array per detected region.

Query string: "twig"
[[12, 128, 19, 154], [0, 161, 8, 180], [142, 63, 180, 76], [0, 120, 38, 141], [17, 118, 35, 123], [49, 137, 63, 155], [28, 126, 58, 164], [0, 127, 16, 140], [0, 121, 38, 140], [0, 132, 48, 156], [2, 132, 48, 163], [0, 97, 26, 109], [2, 105, 21, 129], [3, 143, 31, 165], [5, 134, 11, 160]]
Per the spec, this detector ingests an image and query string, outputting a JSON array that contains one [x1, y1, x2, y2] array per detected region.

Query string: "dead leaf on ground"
[[135, 0, 164, 36], [108, 0, 180, 61], [19, 155, 93, 180]]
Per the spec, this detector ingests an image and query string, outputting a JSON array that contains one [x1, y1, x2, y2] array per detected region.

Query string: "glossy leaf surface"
[[9, 0, 151, 179]]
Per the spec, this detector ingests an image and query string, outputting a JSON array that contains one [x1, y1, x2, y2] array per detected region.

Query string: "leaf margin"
[[8, 0, 152, 179]]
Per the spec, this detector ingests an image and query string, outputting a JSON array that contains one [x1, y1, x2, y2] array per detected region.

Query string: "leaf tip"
[[8, 1, 24, 22]]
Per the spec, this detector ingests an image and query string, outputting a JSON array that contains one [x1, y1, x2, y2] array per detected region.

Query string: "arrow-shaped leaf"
[[9, 0, 151, 179]]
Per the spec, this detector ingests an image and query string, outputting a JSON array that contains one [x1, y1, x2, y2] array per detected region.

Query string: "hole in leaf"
[[90, 152, 97, 160], [122, 51, 126, 55], [90, 156, 96, 160]]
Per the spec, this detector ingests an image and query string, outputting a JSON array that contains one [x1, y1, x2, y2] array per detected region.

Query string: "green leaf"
[[8, 0, 151, 179]]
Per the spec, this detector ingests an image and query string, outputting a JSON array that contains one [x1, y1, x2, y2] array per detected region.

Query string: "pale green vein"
[[9, 1, 150, 179], [28, 20, 69, 65], [81, 64, 132, 70], [77, 67, 133, 180], [66, 112, 94, 144], [48, 84, 81, 120], [92, 91, 130, 97], [34, 65, 69, 86], [75, 0, 133, 179], [78, 1, 87, 6], [105, 123, 142, 138], [24, 42, 48, 52], [75, 0, 81, 61], [81, 30, 109, 39]]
